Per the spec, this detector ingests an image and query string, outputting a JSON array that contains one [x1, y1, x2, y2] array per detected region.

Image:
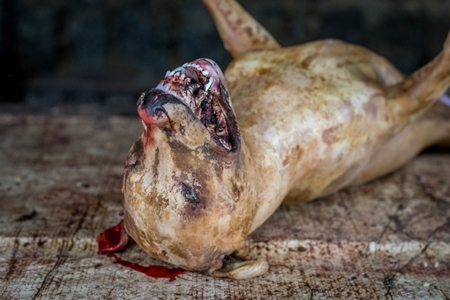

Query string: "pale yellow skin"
[[227, 41, 450, 232], [123, 0, 450, 279]]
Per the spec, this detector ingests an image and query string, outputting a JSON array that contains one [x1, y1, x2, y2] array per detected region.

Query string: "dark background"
[[1, 0, 449, 111]]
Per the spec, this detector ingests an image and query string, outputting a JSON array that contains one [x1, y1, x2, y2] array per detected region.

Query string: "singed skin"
[[122, 0, 450, 279], [224, 41, 450, 230]]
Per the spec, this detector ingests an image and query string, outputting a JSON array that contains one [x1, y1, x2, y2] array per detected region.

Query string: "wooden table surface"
[[0, 111, 449, 299]]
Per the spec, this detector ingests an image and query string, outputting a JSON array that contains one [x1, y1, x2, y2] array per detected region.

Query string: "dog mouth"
[[138, 58, 237, 152]]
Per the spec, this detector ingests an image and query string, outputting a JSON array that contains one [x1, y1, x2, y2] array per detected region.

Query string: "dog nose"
[[137, 89, 179, 129], [137, 89, 167, 118]]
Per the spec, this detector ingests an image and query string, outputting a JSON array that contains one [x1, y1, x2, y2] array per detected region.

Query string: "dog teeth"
[[193, 65, 203, 72], [184, 62, 205, 73], [204, 79, 212, 91], [167, 62, 213, 88], [175, 67, 184, 75], [166, 66, 185, 76], [219, 139, 232, 150]]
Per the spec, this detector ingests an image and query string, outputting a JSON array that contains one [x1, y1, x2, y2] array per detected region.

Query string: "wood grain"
[[0, 114, 449, 299]]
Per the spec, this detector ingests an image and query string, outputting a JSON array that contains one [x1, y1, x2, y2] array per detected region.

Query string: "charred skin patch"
[[152, 148, 160, 180], [124, 138, 144, 171], [179, 123, 186, 135], [179, 174, 209, 221], [164, 139, 210, 215], [180, 182, 200, 204]]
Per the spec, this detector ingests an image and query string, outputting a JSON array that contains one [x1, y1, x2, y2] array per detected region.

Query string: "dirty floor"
[[0, 112, 449, 299]]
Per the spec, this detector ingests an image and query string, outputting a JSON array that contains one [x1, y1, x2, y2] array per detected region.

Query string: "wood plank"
[[0, 114, 449, 299]]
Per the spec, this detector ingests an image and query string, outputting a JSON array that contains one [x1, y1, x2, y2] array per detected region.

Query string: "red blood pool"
[[97, 220, 186, 279], [96, 220, 129, 254], [108, 254, 186, 279]]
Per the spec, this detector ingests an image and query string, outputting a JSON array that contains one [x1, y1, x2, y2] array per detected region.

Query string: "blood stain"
[[97, 220, 185, 279], [96, 220, 129, 254], [108, 253, 185, 279]]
